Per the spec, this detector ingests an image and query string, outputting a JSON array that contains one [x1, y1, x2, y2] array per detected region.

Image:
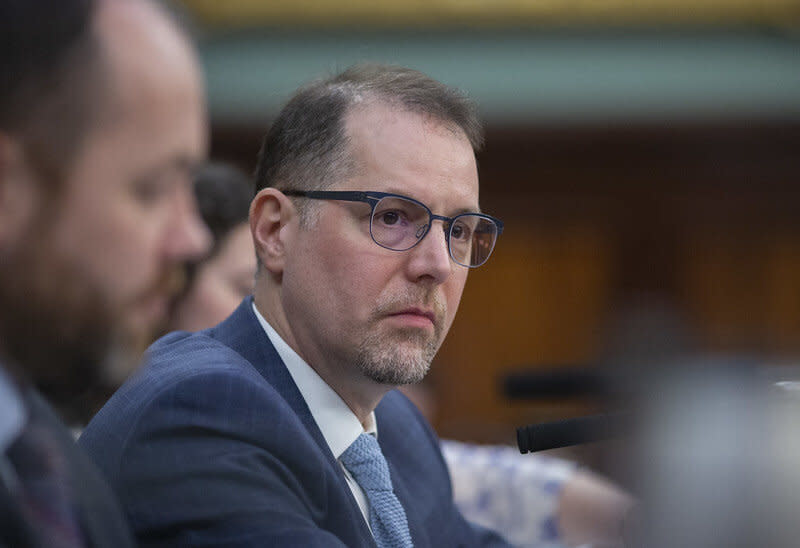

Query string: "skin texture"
[[170, 223, 256, 332], [252, 100, 479, 424], [0, 0, 210, 393]]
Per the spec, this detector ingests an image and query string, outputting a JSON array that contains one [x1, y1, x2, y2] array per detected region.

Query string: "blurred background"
[[168, 0, 800, 446]]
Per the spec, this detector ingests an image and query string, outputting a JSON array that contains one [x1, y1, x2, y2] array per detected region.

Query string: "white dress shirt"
[[252, 302, 376, 529]]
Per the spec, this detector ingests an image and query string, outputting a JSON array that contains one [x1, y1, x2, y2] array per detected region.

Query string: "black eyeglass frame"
[[282, 189, 504, 268]]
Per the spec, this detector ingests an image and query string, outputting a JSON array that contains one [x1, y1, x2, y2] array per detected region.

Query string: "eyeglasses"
[[283, 190, 503, 268]]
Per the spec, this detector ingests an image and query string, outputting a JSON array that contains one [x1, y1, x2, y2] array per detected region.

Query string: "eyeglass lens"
[[369, 196, 498, 267]]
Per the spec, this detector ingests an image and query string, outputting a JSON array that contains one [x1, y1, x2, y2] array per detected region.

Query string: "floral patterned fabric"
[[442, 440, 575, 548]]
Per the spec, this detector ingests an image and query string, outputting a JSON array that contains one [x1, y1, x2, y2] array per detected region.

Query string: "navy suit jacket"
[[80, 298, 511, 547], [0, 389, 134, 548]]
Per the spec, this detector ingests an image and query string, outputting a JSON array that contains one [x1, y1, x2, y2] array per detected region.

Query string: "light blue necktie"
[[340, 433, 414, 548]]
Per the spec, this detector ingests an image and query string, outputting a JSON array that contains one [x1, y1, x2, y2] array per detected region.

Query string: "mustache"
[[373, 288, 446, 324], [132, 265, 187, 308]]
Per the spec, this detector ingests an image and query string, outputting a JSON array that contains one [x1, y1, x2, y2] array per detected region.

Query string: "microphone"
[[503, 367, 604, 400], [516, 413, 629, 453]]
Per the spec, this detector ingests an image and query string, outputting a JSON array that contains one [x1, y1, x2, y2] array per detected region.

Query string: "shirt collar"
[[252, 302, 377, 458], [0, 365, 27, 454]]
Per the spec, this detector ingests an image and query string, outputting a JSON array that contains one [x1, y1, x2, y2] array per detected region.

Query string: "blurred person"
[[0, 0, 209, 545], [68, 163, 251, 428], [173, 163, 634, 548], [81, 64, 516, 547], [168, 162, 255, 333]]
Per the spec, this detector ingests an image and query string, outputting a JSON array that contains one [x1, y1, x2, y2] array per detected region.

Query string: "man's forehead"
[[94, 0, 200, 117], [342, 102, 479, 205], [85, 0, 206, 150], [343, 102, 476, 174], [344, 100, 469, 142]]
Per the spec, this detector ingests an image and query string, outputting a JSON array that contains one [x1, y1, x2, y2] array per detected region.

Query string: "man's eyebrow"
[[171, 155, 202, 174], [135, 156, 200, 182], [450, 204, 482, 216], [382, 187, 481, 216], [435, 202, 482, 218]]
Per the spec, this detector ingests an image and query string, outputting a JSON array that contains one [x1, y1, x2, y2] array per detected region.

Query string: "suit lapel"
[[209, 299, 323, 437], [24, 391, 134, 548], [208, 298, 376, 545], [208, 299, 343, 465]]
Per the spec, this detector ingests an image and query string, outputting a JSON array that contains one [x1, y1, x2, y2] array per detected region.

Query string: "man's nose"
[[164, 186, 211, 261], [405, 222, 452, 284]]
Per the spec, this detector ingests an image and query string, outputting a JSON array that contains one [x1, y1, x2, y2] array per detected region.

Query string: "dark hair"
[[0, 0, 107, 181], [194, 162, 253, 257], [254, 63, 483, 202]]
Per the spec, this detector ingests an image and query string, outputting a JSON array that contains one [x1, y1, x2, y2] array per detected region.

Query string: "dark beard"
[[0, 230, 121, 423]]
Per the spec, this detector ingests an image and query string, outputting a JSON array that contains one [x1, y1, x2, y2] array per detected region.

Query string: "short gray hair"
[[254, 63, 483, 207]]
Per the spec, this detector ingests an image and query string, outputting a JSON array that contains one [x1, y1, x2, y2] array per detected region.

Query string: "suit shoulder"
[[80, 331, 289, 471], [148, 330, 254, 372], [116, 331, 266, 398]]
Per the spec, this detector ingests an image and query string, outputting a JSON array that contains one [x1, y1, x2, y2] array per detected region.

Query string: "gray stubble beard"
[[354, 320, 443, 386]]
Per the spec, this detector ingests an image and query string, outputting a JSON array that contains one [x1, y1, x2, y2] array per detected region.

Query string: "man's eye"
[[378, 210, 401, 226], [451, 223, 470, 241], [132, 179, 169, 205]]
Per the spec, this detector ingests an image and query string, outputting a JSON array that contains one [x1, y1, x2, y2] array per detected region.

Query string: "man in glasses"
[[81, 64, 510, 547]]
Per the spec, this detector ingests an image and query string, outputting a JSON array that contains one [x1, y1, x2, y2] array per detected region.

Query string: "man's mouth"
[[131, 267, 187, 326], [386, 307, 437, 328]]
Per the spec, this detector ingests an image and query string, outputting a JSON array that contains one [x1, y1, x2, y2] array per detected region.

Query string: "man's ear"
[[0, 134, 40, 248], [250, 187, 296, 276]]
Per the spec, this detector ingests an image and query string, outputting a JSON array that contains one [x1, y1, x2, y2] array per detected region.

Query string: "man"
[[81, 64, 511, 547], [0, 0, 209, 545]]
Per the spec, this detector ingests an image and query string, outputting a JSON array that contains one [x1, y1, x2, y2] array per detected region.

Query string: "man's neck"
[[252, 292, 391, 425], [316, 368, 390, 428]]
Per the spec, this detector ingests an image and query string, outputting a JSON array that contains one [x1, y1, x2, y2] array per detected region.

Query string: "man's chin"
[[355, 332, 438, 387], [0, 276, 153, 417], [102, 318, 157, 386], [134, 293, 171, 329]]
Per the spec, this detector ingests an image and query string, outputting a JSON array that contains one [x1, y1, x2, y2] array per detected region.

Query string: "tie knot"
[[340, 433, 392, 492]]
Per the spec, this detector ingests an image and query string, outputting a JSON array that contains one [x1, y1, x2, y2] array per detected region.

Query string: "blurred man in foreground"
[[0, 0, 209, 545], [81, 64, 514, 546]]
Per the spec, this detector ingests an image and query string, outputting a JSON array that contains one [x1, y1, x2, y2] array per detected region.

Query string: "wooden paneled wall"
[[432, 223, 613, 443]]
